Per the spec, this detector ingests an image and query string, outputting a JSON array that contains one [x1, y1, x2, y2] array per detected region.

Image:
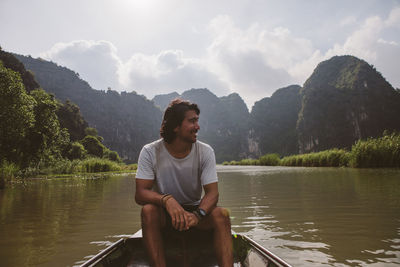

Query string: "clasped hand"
[[165, 197, 199, 231]]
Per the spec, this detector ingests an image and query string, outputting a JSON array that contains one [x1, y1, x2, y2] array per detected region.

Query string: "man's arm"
[[199, 182, 219, 214], [135, 178, 163, 206], [135, 178, 191, 231], [186, 182, 219, 228]]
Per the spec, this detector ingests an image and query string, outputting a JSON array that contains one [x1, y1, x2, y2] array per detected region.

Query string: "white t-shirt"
[[136, 139, 218, 205]]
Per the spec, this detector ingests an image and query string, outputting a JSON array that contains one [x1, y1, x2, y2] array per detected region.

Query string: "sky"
[[1, 0, 400, 109]]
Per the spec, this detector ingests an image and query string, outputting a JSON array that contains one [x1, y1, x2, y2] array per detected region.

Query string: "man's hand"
[[186, 212, 200, 228], [165, 197, 190, 231]]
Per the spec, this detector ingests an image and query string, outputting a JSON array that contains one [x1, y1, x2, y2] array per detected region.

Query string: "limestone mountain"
[[250, 85, 302, 157], [152, 92, 180, 111], [15, 54, 162, 162], [297, 55, 400, 153]]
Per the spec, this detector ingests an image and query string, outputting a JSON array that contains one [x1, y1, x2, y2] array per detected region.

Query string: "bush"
[[103, 149, 121, 162], [81, 135, 105, 158], [78, 158, 122, 173], [68, 142, 87, 160]]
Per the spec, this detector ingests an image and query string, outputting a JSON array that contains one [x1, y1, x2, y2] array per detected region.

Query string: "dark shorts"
[[163, 204, 198, 229]]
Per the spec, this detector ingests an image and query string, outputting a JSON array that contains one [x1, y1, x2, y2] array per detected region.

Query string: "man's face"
[[174, 110, 200, 143]]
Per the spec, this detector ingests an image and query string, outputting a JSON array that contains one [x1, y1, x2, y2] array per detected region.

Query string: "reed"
[[349, 132, 400, 168], [78, 158, 122, 173], [280, 149, 350, 167]]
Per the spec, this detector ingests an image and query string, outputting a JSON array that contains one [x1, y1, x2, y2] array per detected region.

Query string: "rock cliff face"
[[250, 85, 302, 157], [297, 55, 400, 153]]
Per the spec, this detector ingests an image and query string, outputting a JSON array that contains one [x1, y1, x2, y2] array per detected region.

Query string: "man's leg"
[[141, 204, 167, 267], [197, 207, 233, 267]]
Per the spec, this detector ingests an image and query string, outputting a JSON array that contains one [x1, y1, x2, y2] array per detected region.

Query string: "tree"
[[56, 100, 88, 141], [81, 135, 105, 158], [85, 127, 104, 142], [67, 142, 86, 160], [104, 149, 121, 162], [23, 89, 69, 167], [0, 63, 35, 164]]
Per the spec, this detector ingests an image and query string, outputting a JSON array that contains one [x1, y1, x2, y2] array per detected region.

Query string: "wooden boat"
[[80, 229, 292, 267]]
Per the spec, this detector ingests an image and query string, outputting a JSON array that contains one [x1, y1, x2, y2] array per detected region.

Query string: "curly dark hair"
[[160, 98, 200, 143]]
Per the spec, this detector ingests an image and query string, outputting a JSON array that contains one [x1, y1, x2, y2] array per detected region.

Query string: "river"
[[0, 166, 399, 266]]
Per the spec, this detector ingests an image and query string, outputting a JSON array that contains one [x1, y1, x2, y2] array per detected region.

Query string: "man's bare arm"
[[199, 182, 219, 214], [135, 178, 163, 206], [135, 178, 190, 231]]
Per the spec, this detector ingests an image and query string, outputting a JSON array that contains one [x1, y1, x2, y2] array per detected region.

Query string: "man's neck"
[[164, 139, 193, 159]]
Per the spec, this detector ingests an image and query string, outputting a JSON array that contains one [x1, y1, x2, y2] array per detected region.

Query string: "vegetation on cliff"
[[0, 50, 127, 186]]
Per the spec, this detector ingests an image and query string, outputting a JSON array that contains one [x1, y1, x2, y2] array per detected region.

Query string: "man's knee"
[[141, 204, 160, 225], [210, 207, 231, 228]]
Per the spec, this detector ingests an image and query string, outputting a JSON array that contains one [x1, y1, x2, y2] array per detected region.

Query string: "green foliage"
[[0, 50, 40, 92], [25, 89, 69, 167], [280, 149, 350, 167], [103, 149, 121, 162], [349, 132, 400, 168], [122, 163, 138, 171], [81, 135, 106, 158], [56, 100, 88, 141], [222, 153, 281, 166], [15, 53, 163, 162], [0, 63, 36, 164], [259, 153, 281, 166], [78, 158, 122, 173], [67, 142, 87, 160], [0, 160, 20, 184]]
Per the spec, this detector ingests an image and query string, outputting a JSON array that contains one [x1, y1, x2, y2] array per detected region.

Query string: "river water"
[[0, 166, 399, 266]]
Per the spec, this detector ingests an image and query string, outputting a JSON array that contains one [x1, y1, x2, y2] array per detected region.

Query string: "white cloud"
[[206, 15, 315, 107], [41, 40, 122, 91], [120, 50, 230, 98], [38, 6, 400, 109], [323, 8, 400, 88]]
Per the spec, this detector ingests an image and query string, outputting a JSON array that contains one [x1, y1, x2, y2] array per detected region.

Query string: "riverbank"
[[0, 158, 137, 188], [223, 132, 400, 168]]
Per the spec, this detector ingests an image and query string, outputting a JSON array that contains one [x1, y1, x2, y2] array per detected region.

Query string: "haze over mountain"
[[13, 52, 400, 163]]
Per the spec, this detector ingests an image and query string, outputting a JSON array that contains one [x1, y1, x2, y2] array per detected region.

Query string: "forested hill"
[[14, 53, 400, 162], [153, 89, 250, 161], [297, 55, 400, 153], [15, 54, 162, 162]]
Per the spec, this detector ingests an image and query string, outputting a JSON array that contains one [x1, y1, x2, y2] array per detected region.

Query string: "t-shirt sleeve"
[[200, 146, 218, 185], [135, 146, 155, 180]]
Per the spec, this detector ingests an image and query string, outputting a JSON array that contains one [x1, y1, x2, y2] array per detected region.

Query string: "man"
[[135, 99, 233, 267]]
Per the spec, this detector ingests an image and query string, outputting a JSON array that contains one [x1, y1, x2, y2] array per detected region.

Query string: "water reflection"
[[218, 166, 400, 266], [1, 167, 399, 266]]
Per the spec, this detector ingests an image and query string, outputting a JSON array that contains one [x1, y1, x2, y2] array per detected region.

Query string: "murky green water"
[[0, 166, 399, 266]]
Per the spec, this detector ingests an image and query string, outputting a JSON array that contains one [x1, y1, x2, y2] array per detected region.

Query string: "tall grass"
[[78, 158, 122, 173], [222, 153, 281, 166], [0, 160, 20, 187], [280, 149, 350, 167], [225, 132, 400, 168], [349, 132, 400, 168]]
